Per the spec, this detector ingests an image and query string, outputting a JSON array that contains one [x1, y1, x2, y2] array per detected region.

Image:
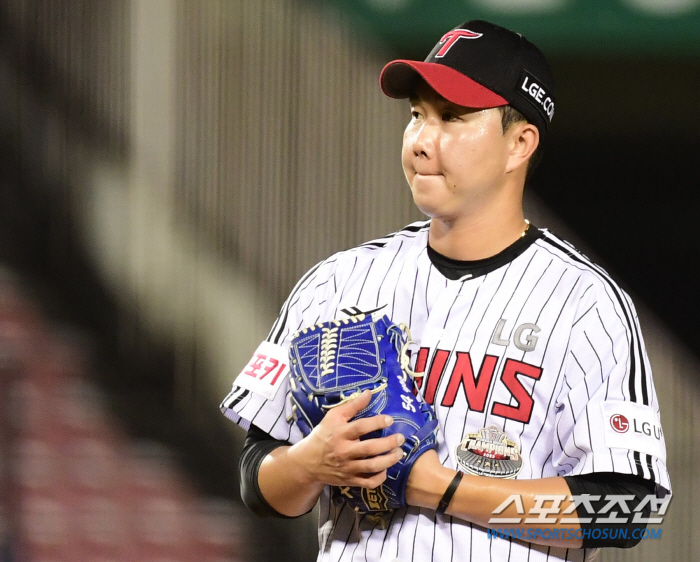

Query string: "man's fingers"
[[350, 448, 404, 475], [345, 413, 393, 440], [332, 389, 373, 421], [347, 470, 388, 489], [352, 433, 405, 458]]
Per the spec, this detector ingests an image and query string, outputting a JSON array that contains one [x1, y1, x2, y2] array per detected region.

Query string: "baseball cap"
[[380, 20, 555, 136]]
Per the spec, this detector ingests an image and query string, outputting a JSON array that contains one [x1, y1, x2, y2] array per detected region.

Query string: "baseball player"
[[221, 19, 670, 562]]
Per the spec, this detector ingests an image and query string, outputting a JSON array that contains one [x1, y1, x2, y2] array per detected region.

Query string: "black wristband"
[[436, 471, 463, 516]]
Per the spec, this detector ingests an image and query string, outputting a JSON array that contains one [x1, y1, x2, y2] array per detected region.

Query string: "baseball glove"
[[288, 313, 438, 513]]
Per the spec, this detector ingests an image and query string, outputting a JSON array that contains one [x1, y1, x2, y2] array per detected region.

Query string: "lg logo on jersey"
[[601, 401, 666, 461], [491, 319, 541, 352], [610, 414, 629, 433], [611, 413, 663, 440], [414, 348, 543, 424]]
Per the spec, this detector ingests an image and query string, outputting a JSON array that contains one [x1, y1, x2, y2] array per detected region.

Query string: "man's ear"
[[505, 122, 539, 174]]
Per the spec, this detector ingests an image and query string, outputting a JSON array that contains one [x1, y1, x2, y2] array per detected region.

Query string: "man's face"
[[401, 83, 512, 222]]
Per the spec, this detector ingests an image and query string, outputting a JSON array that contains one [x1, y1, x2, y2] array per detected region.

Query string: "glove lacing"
[[291, 316, 426, 413], [387, 322, 425, 383], [321, 319, 424, 410]]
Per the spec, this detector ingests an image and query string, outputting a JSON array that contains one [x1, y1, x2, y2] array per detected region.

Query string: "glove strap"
[[402, 419, 438, 455], [436, 471, 463, 516]]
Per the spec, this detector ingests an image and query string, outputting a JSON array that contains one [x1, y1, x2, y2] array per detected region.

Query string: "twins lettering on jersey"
[[413, 318, 543, 424]]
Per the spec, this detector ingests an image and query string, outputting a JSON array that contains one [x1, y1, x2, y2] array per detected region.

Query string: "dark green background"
[[322, 0, 700, 58]]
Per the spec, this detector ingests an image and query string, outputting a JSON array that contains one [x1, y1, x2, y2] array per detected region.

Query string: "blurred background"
[[0, 0, 698, 560]]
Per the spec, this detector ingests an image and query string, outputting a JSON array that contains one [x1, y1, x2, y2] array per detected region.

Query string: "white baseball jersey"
[[221, 221, 671, 562]]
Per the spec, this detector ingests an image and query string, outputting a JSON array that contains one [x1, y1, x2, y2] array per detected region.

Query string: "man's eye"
[[411, 110, 421, 119], [442, 111, 459, 122]]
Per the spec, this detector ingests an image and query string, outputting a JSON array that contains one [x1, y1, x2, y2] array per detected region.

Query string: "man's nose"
[[412, 120, 439, 157]]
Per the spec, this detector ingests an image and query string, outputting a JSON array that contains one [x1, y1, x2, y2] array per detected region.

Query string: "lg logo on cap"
[[610, 414, 629, 433], [435, 29, 483, 58]]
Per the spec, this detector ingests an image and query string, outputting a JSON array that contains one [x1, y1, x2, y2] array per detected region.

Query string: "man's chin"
[[411, 197, 464, 225], [411, 187, 446, 214], [412, 199, 447, 221]]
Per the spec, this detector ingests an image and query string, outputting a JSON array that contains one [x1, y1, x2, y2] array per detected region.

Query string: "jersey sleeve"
[[219, 258, 338, 444], [552, 277, 671, 496]]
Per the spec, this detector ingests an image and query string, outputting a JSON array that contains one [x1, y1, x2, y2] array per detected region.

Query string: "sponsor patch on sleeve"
[[233, 341, 289, 401], [600, 401, 666, 463]]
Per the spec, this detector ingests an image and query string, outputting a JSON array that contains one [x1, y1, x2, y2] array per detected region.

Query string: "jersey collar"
[[427, 225, 543, 281]]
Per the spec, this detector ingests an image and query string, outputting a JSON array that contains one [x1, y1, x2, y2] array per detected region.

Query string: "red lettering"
[[269, 362, 286, 385], [435, 29, 483, 58], [243, 355, 285, 385], [423, 349, 450, 405], [243, 354, 266, 378], [491, 359, 543, 423], [441, 353, 498, 410], [258, 357, 279, 380]]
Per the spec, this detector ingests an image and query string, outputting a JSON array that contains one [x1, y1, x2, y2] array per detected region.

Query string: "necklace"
[[520, 219, 531, 238]]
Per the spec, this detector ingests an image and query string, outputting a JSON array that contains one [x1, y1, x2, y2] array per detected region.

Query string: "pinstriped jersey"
[[221, 221, 671, 562]]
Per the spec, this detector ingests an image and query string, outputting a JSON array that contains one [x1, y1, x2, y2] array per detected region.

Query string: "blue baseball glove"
[[288, 313, 438, 513]]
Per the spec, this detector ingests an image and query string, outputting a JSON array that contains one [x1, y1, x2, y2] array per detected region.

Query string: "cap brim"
[[380, 60, 508, 109]]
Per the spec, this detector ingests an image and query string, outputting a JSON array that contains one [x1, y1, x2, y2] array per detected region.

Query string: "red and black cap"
[[380, 20, 555, 137]]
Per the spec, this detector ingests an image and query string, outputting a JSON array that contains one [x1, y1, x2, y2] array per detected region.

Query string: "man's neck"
[[428, 208, 529, 262]]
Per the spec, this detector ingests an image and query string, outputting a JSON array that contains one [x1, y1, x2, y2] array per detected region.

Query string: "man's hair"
[[498, 105, 543, 181]]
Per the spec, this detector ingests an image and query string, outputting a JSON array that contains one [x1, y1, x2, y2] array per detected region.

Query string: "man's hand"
[[257, 390, 404, 517], [289, 390, 406, 489]]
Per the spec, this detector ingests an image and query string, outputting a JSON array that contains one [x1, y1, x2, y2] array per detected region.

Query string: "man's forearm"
[[407, 451, 583, 549], [257, 442, 326, 517]]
